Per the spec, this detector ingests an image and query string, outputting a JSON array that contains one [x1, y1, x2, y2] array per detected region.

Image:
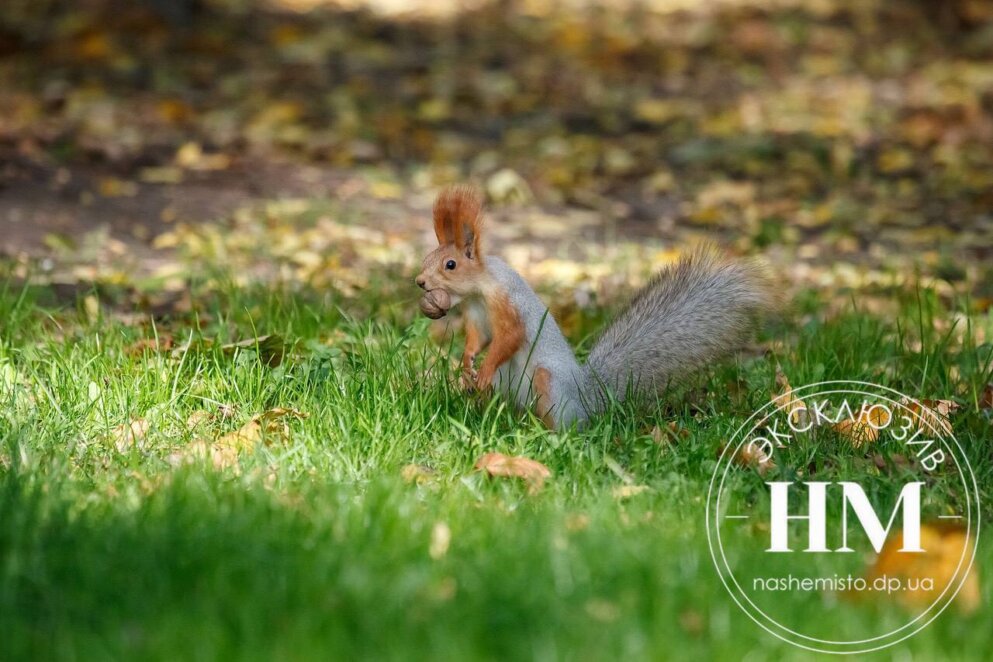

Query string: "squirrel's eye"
[[445, 259, 457, 270]]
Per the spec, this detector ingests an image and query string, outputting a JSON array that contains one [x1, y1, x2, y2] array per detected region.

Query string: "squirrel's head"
[[415, 185, 487, 307]]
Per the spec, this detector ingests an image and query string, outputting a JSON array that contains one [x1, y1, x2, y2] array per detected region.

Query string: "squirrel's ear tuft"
[[433, 185, 484, 256]]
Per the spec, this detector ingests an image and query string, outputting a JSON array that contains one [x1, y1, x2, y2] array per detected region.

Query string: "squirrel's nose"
[[415, 276, 427, 290]]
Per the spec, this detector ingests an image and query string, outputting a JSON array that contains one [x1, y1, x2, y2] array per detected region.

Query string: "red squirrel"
[[416, 185, 777, 430]]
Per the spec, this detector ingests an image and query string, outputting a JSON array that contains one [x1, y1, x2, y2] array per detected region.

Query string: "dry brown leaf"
[[834, 403, 891, 447], [772, 366, 808, 428], [171, 407, 307, 471], [401, 463, 437, 485], [474, 452, 551, 494], [864, 523, 979, 614], [899, 397, 958, 437], [174, 438, 239, 471], [112, 418, 149, 452], [125, 334, 174, 356], [218, 403, 238, 419], [979, 383, 993, 410], [723, 441, 776, 476], [650, 422, 690, 445], [215, 407, 308, 451], [186, 410, 214, 430]]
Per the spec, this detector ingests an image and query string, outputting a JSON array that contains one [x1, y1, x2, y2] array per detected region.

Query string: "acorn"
[[419, 289, 452, 319]]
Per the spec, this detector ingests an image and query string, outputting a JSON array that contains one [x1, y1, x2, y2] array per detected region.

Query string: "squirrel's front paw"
[[474, 372, 494, 395], [461, 367, 479, 392]]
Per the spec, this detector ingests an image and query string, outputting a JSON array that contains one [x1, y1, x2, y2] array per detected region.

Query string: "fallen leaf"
[[723, 440, 776, 476], [613, 485, 650, 499], [401, 463, 437, 485], [980, 383, 993, 410], [221, 334, 288, 367], [125, 334, 174, 356], [186, 410, 214, 430], [175, 141, 230, 171], [218, 403, 238, 419], [650, 421, 690, 445], [112, 418, 149, 452], [864, 523, 979, 614], [474, 452, 551, 494], [896, 397, 958, 437], [429, 522, 451, 560], [565, 513, 590, 532], [486, 168, 532, 203], [772, 366, 809, 428], [834, 403, 891, 447], [140, 166, 184, 184], [678, 609, 704, 636], [83, 295, 100, 324], [216, 407, 307, 450], [171, 407, 307, 471], [98, 177, 138, 198]]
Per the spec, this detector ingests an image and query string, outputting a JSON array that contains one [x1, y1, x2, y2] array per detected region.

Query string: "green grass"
[[0, 272, 991, 660]]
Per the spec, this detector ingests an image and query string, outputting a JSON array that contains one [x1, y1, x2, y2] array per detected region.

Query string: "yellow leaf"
[[140, 166, 184, 184], [834, 403, 891, 447], [565, 513, 590, 532], [733, 440, 776, 476], [429, 522, 451, 560], [899, 397, 958, 437], [864, 523, 979, 614], [877, 148, 915, 174], [112, 418, 149, 453], [772, 367, 808, 428], [156, 99, 194, 124], [172, 408, 307, 471], [175, 142, 230, 171], [98, 177, 138, 198], [83, 295, 100, 323], [633, 99, 685, 125], [612, 485, 650, 500], [401, 464, 437, 485]]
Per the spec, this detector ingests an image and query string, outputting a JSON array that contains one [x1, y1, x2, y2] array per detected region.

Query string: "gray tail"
[[584, 246, 777, 401]]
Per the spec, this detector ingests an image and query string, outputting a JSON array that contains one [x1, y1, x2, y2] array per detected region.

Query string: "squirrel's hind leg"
[[532, 367, 557, 430]]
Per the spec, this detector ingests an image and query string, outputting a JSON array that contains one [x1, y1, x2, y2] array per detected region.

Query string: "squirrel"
[[415, 185, 778, 430]]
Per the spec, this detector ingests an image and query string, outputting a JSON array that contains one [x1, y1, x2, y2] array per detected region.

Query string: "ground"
[[1, 0, 992, 659]]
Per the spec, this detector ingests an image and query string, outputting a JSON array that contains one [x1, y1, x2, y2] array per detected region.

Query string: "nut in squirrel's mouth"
[[419, 289, 452, 319]]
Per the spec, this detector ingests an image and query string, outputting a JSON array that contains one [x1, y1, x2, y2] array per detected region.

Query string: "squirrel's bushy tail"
[[583, 246, 777, 403]]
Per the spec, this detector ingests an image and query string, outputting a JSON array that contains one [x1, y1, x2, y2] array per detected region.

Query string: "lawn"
[[3, 0, 993, 657], [1, 258, 990, 660]]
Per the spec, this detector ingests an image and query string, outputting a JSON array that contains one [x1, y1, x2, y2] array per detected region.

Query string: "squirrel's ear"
[[464, 218, 483, 260], [433, 185, 483, 253]]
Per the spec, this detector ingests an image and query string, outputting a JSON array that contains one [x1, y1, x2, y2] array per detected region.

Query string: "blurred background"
[[1, 0, 993, 313]]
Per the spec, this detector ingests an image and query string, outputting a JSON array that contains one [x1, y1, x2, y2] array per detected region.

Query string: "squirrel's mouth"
[[419, 289, 452, 319]]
